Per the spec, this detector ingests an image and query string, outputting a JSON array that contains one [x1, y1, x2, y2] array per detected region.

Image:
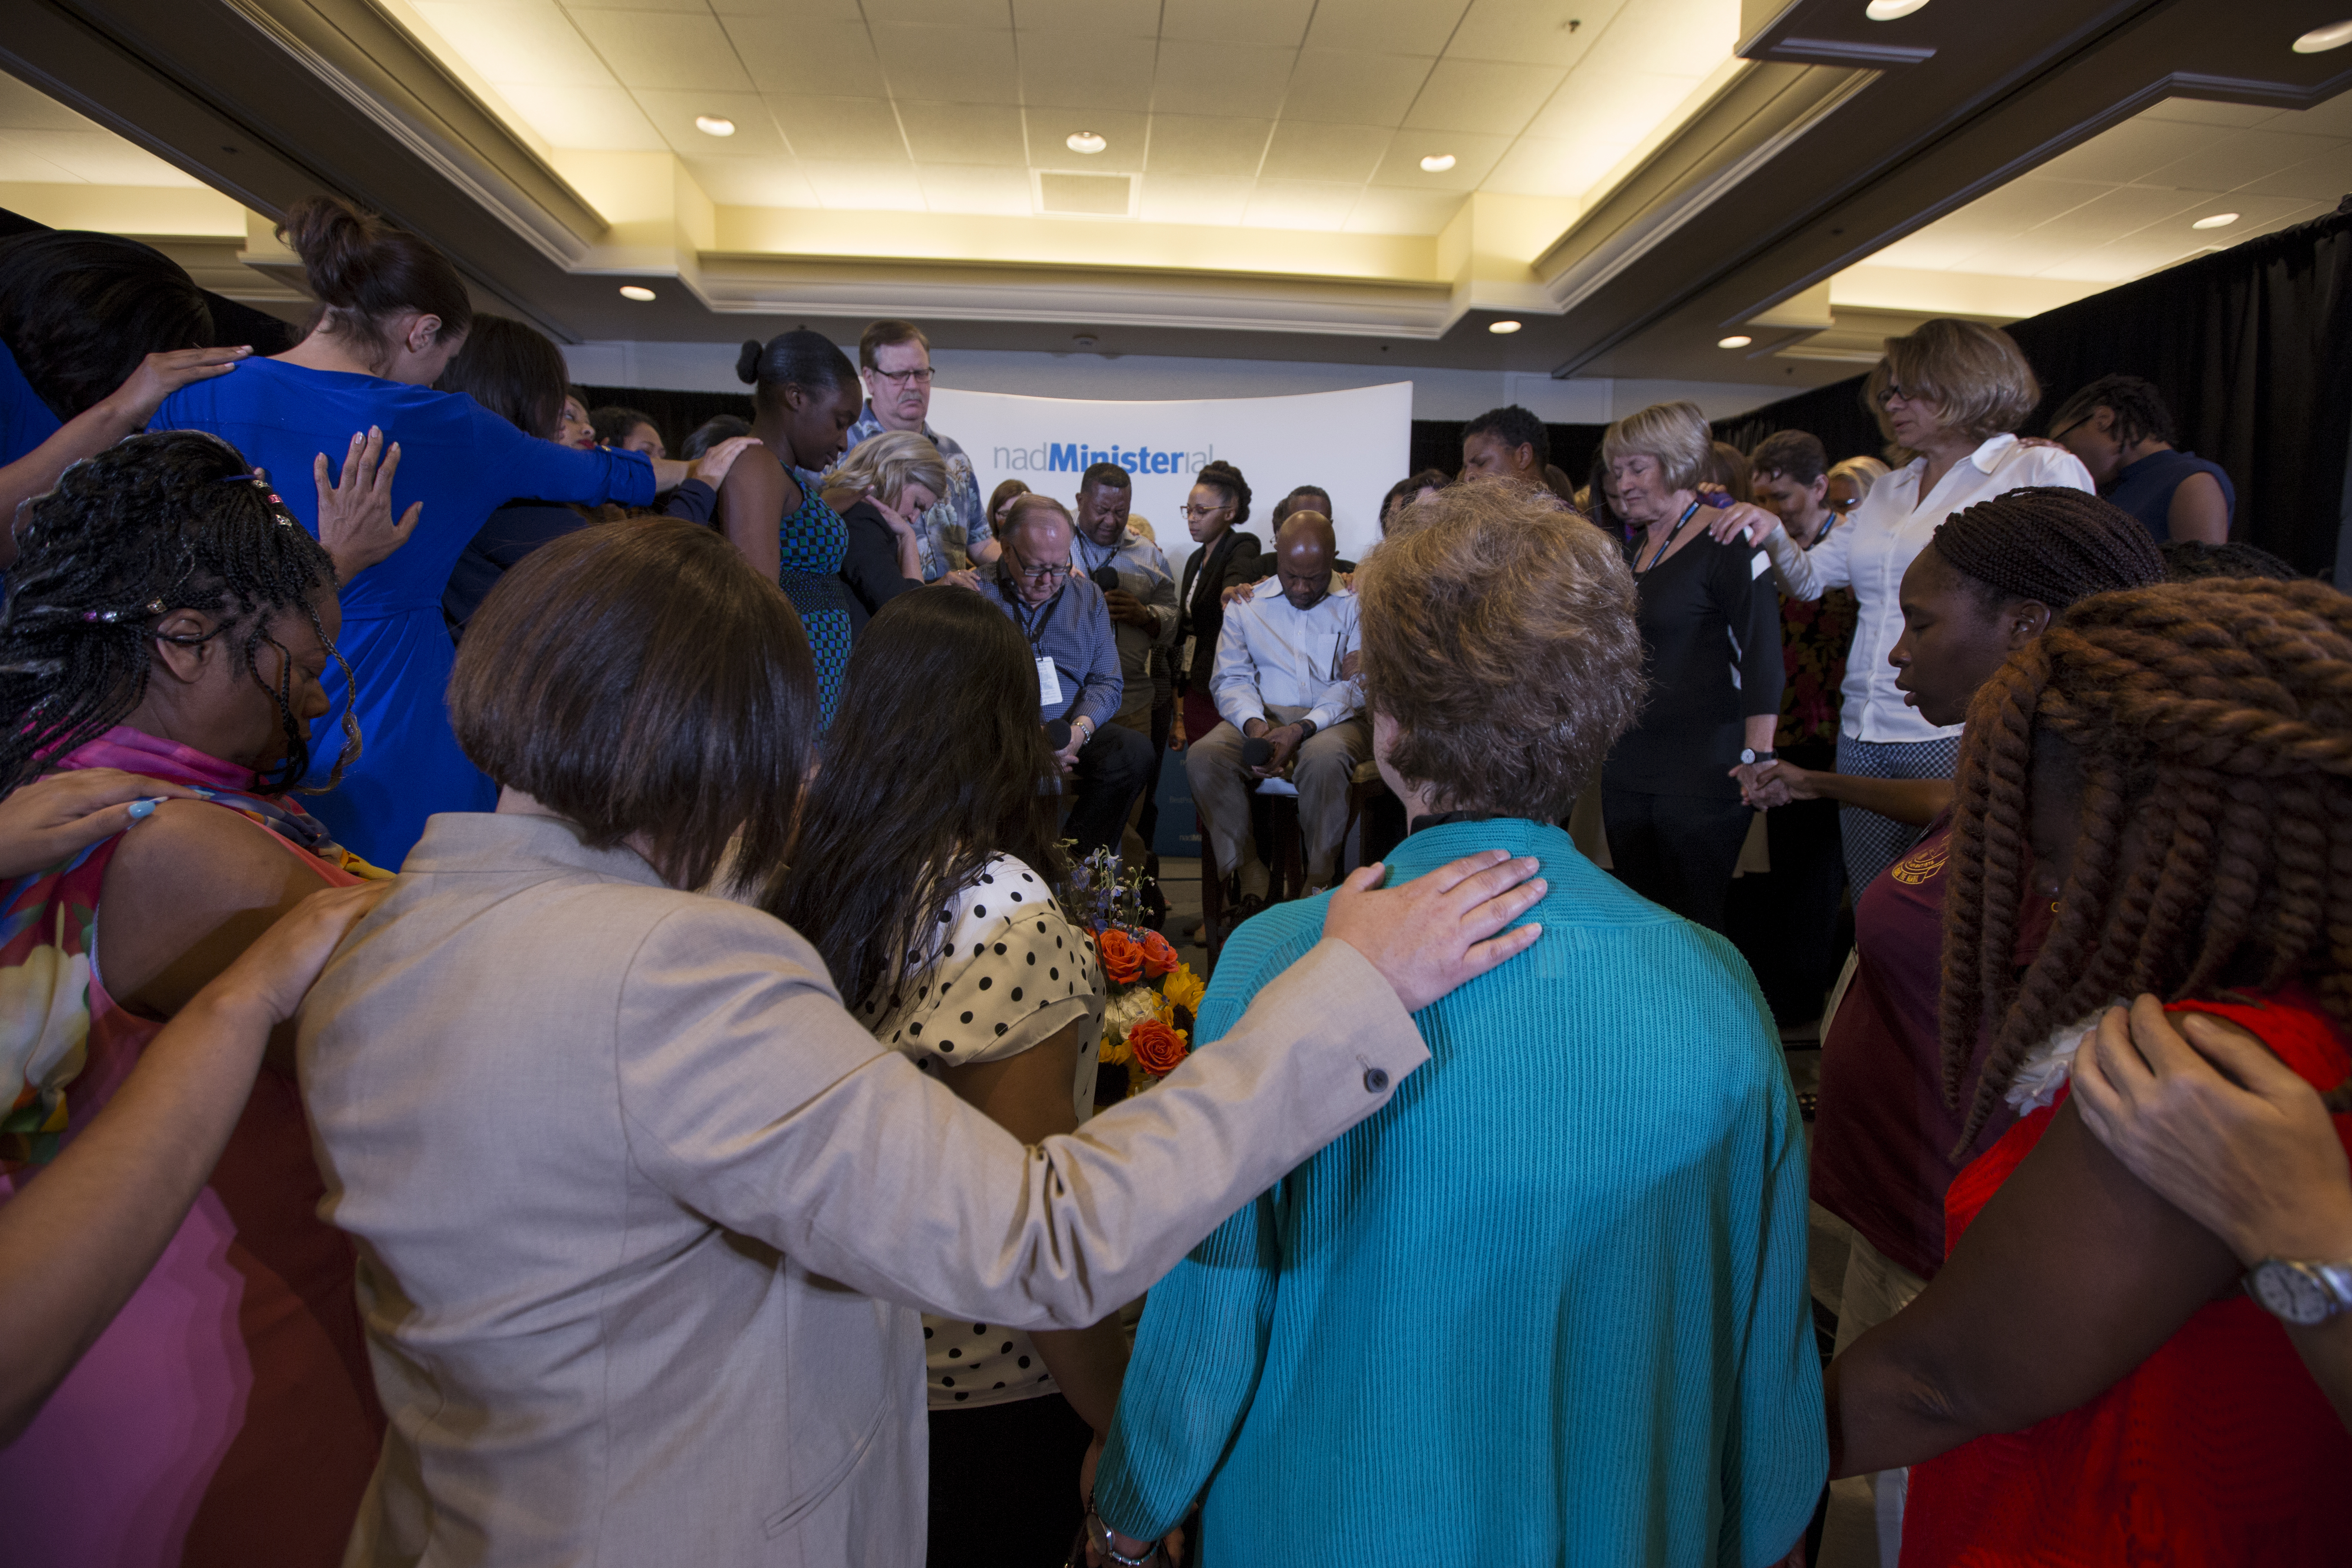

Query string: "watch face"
[[2251, 1261, 2333, 1325]]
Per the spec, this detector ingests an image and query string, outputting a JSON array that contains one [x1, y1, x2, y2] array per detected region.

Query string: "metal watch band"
[[1086, 1504, 1156, 1567]]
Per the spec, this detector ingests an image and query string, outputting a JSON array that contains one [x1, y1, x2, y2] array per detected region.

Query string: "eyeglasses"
[[1182, 502, 1232, 521], [1828, 494, 1862, 511], [1009, 557, 1073, 583], [871, 366, 935, 386], [1875, 382, 1918, 408]]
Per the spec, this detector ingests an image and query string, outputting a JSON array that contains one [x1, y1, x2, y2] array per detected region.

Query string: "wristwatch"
[[1739, 747, 1777, 765], [2244, 1257, 2352, 1325], [1084, 1503, 1158, 1566]]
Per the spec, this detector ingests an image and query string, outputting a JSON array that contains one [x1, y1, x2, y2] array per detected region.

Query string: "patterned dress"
[[777, 484, 855, 725]]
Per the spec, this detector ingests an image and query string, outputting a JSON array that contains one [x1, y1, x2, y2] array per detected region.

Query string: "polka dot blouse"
[[865, 854, 1106, 1409]]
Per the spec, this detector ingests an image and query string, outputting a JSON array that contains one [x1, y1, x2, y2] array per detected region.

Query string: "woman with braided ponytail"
[[1828, 578, 2352, 1564], [0, 430, 395, 1566]]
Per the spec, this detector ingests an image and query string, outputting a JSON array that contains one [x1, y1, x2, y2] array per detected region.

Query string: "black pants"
[[1724, 792, 1849, 1025], [1065, 719, 1154, 859], [926, 1394, 1094, 1568], [1602, 788, 1753, 933]]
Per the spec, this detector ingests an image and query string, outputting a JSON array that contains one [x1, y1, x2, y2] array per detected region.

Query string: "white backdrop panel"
[[927, 381, 1411, 567]]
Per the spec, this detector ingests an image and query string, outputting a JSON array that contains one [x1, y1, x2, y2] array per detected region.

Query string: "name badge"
[[1036, 656, 1065, 708]]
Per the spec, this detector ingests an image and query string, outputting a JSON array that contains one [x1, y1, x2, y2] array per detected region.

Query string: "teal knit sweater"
[[1093, 819, 1824, 1566]]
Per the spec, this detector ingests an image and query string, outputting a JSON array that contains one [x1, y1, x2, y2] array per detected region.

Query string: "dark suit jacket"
[[1177, 528, 1264, 697], [835, 497, 923, 637]]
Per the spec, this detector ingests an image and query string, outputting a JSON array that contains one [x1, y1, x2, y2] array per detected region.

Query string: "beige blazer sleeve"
[[613, 904, 1426, 1331]]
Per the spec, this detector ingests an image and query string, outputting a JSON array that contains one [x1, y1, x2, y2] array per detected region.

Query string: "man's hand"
[[0, 770, 202, 878], [1056, 728, 1086, 775], [1103, 587, 1154, 629], [1254, 723, 1305, 777], [314, 427, 421, 581], [1324, 849, 1546, 1013]]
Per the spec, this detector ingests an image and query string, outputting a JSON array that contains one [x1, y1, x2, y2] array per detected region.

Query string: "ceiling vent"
[[1038, 172, 1134, 218]]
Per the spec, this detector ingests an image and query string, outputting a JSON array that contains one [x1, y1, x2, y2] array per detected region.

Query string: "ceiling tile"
[[561, 0, 706, 11], [1281, 52, 1434, 126], [707, 0, 860, 13], [918, 163, 1036, 215], [1302, 0, 1472, 58], [0, 142, 81, 183], [1259, 120, 1389, 182], [861, 0, 1014, 22], [1153, 42, 1295, 118], [896, 101, 1028, 165], [1162, 0, 1317, 49], [568, 11, 754, 91], [1447, 0, 1627, 67], [2238, 142, 2352, 202], [1345, 186, 1466, 234], [2016, 183, 2223, 254], [2144, 129, 2351, 193], [414, 1, 616, 89], [0, 129, 198, 185], [873, 23, 1022, 102], [1522, 66, 1683, 142], [1013, 0, 1162, 36], [802, 160, 930, 210], [2138, 97, 2282, 129], [1574, 0, 1732, 72], [1137, 174, 1256, 225], [1369, 128, 1510, 188], [1024, 108, 1151, 172], [1018, 33, 1159, 111], [722, 16, 886, 96], [1481, 136, 1623, 198], [2282, 90, 2352, 140], [1403, 58, 1564, 135], [495, 82, 669, 149], [633, 89, 791, 157], [2034, 119, 2236, 186], [1144, 114, 1273, 177], [0, 74, 98, 130], [1914, 175, 2111, 243], [686, 157, 820, 206], [1243, 179, 1360, 229], [767, 94, 910, 161]]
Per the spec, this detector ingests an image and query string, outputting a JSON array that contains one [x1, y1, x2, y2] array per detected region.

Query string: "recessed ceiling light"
[[2193, 212, 2241, 229], [2292, 19, 2352, 52], [1488, 319, 1522, 334], [1865, 0, 1930, 17], [1066, 131, 1107, 154], [1718, 334, 1753, 348], [619, 285, 657, 301], [1420, 153, 1457, 173], [693, 115, 735, 138]]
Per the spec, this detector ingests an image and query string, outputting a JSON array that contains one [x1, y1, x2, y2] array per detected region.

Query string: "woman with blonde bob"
[[1741, 318, 2094, 892], [1091, 478, 1822, 1566], [824, 427, 947, 631]]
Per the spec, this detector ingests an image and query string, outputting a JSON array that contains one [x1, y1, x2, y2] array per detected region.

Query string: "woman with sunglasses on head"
[[0, 430, 403, 1568]]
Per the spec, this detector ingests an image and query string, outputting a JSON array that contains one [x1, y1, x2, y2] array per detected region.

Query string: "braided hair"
[[1928, 486, 2165, 612], [1940, 578, 2352, 1147], [0, 430, 357, 797], [2048, 373, 2177, 449]]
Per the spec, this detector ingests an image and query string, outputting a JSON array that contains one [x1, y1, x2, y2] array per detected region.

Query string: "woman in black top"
[[823, 428, 940, 634], [1597, 401, 1784, 932], [1173, 459, 1263, 746]]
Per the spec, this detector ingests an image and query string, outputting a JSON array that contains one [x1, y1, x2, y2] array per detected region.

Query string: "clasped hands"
[[1732, 758, 1818, 810], [1242, 717, 1306, 777]]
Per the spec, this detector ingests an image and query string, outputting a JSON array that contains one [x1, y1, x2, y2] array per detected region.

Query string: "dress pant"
[[1065, 719, 1155, 860], [1601, 787, 1753, 933], [1812, 1205, 1927, 1568], [1187, 706, 1372, 887]]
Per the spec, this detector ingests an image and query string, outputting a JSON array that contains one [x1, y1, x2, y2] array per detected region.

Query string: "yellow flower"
[[1162, 963, 1205, 1017], [0, 941, 92, 1137]]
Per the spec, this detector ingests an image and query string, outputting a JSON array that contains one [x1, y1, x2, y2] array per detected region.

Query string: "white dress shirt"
[[1772, 434, 2093, 744], [1212, 578, 1362, 734]]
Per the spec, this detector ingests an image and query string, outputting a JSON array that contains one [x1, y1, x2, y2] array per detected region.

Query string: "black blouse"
[[1177, 528, 1264, 697], [836, 497, 924, 636], [1601, 530, 1785, 800]]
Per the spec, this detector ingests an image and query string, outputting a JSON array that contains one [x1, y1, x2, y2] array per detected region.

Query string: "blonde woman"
[[1826, 455, 1889, 521], [823, 427, 947, 633]]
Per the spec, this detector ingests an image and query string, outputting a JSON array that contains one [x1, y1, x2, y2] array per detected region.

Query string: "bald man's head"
[[1273, 511, 1335, 608]]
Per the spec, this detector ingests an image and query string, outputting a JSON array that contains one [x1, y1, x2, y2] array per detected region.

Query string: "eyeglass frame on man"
[[870, 366, 936, 386]]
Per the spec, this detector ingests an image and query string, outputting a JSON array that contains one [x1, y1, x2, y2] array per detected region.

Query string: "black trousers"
[[926, 1393, 1094, 1568], [1602, 788, 1754, 933], [1064, 719, 1155, 859], [1724, 792, 1850, 1025]]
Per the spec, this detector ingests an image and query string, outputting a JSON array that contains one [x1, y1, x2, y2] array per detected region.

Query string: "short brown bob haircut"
[[1356, 478, 1645, 821], [858, 318, 930, 370], [450, 519, 814, 896], [1880, 318, 2041, 441]]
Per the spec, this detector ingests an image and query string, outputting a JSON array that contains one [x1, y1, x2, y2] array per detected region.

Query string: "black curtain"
[[1409, 418, 1610, 486], [1715, 202, 2352, 575], [577, 383, 754, 454]]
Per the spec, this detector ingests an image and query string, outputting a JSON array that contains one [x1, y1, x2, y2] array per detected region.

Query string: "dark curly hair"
[[0, 430, 356, 796], [0, 230, 212, 422], [1193, 459, 1252, 526], [1940, 578, 2352, 1148]]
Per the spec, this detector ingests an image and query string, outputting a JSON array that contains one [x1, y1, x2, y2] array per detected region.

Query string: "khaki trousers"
[[1185, 705, 1371, 887], [1812, 1204, 1927, 1568]]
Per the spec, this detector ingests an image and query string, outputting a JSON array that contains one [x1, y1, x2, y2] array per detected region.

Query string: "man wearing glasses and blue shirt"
[[950, 494, 1154, 857], [842, 319, 997, 579]]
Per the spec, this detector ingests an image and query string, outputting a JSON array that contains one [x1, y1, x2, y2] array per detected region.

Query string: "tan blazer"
[[298, 812, 1425, 1566]]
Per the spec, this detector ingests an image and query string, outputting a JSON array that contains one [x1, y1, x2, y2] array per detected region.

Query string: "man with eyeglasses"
[[953, 494, 1154, 858], [840, 320, 997, 579]]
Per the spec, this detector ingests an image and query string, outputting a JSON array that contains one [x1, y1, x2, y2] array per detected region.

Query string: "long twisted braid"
[[0, 430, 356, 796], [1941, 579, 2352, 1146]]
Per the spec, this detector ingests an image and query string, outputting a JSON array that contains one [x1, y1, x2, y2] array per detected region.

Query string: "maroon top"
[[1810, 813, 2050, 1280]]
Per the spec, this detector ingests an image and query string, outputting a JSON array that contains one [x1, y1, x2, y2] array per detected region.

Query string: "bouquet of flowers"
[[1059, 844, 1207, 1099]]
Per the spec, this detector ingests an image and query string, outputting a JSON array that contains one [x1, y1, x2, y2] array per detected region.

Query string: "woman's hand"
[[0, 771, 202, 878], [941, 568, 983, 592], [204, 881, 392, 1028], [1740, 758, 1816, 808], [314, 428, 421, 581], [685, 435, 762, 492], [97, 345, 251, 427], [1697, 483, 1784, 547], [1221, 577, 1266, 606]]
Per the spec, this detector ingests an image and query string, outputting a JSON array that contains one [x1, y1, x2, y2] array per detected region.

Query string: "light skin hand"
[[942, 568, 983, 592], [104, 346, 252, 425], [1695, 483, 1782, 546], [312, 427, 421, 581], [1323, 849, 1545, 1013], [0, 771, 203, 878]]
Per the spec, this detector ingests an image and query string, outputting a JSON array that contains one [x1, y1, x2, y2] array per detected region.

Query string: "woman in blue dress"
[[720, 331, 863, 724], [153, 197, 693, 866]]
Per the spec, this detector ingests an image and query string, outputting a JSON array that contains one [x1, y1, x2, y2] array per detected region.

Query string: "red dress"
[[1902, 987, 2352, 1566]]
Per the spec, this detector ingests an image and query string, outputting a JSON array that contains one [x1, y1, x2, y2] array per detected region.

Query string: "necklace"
[[1637, 499, 1704, 574]]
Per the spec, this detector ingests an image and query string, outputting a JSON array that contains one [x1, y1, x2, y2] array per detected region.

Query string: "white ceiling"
[[0, 71, 207, 186], [392, 0, 1740, 234]]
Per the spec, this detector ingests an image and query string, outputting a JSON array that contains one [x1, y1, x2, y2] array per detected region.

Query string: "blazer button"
[[1363, 1067, 1390, 1093]]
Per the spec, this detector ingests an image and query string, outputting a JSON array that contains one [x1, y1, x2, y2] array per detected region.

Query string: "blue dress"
[[0, 339, 63, 468], [155, 359, 655, 866], [776, 484, 853, 725], [2103, 446, 2235, 541]]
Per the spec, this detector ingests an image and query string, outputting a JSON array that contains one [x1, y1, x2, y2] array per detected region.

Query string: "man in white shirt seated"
[[1186, 511, 1372, 906]]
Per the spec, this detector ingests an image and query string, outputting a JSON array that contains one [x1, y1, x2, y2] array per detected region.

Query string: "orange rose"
[[1139, 929, 1178, 978], [1126, 1017, 1189, 1078], [1098, 928, 1144, 986]]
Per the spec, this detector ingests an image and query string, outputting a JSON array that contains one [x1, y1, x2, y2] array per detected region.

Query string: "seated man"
[[960, 494, 1154, 857], [1186, 511, 1372, 903]]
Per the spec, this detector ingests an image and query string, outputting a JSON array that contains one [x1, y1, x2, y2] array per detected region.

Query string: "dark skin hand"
[[1076, 479, 1154, 630], [720, 379, 862, 584], [1241, 512, 1337, 777]]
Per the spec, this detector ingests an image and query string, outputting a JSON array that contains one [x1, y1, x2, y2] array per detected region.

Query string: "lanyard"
[[1806, 512, 1839, 550], [1637, 499, 1704, 575], [1074, 532, 1118, 575], [1011, 581, 1065, 648]]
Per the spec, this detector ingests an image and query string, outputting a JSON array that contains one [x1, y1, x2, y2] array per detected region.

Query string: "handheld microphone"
[[1240, 735, 1273, 768], [1045, 719, 1073, 752], [1090, 565, 1122, 593]]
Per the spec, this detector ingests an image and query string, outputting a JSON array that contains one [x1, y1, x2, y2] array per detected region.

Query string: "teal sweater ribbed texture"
[[1093, 819, 1824, 1566]]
